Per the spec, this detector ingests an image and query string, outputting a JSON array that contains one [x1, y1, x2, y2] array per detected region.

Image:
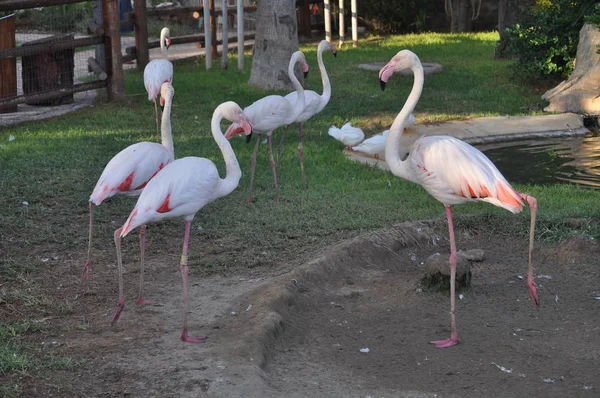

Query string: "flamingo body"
[[328, 122, 365, 147], [144, 59, 173, 101]]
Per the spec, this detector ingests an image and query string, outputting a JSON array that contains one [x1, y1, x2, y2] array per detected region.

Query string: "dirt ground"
[[3, 220, 600, 398]]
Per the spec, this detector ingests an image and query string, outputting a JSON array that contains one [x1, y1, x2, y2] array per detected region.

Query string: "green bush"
[[504, 0, 599, 80]]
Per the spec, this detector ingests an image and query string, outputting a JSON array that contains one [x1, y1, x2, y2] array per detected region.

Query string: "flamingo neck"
[[288, 54, 305, 123], [317, 47, 331, 106], [160, 31, 168, 58], [384, 63, 424, 183], [161, 93, 175, 160], [211, 105, 241, 197]]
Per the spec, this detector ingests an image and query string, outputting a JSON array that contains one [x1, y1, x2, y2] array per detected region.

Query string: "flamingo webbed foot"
[[111, 297, 125, 325], [81, 259, 91, 281], [135, 297, 157, 305], [429, 337, 459, 348], [181, 328, 207, 343], [528, 279, 539, 306]]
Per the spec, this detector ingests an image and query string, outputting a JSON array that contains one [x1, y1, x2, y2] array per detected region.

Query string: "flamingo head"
[[318, 39, 338, 57], [302, 58, 310, 78], [165, 36, 171, 49], [238, 113, 253, 143], [378, 50, 420, 91], [159, 82, 174, 106], [222, 102, 253, 143]]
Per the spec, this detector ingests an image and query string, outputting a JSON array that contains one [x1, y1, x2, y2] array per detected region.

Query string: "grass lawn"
[[1, 31, 599, 391]]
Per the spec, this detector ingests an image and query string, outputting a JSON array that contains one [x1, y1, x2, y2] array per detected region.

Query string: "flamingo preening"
[[112, 101, 253, 343], [83, 83, 176, 294], [379, 50, 538, 348], [144, 27, 173, 134], [278, 40, 337, 189], [224, 51, 309, 202]]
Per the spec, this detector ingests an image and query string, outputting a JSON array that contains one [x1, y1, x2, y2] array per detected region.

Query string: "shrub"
[[504, 0, 599, 80]]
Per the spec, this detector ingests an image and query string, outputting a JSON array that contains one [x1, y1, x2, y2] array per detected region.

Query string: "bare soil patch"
[[2, 220, 599, 397]]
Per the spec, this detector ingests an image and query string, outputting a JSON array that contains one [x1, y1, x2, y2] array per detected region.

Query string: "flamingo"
[[224, 51, 309, 202], [352, 114, 416, 159], [277, 40, 338, 189], [112, 101, 253, 343], [83, 83, 176, 301], [144, 27, 173, 134], [328, 122, 365, 148], [379, 50, 538, 348]]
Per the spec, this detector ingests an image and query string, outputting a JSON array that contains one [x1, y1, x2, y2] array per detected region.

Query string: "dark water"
[[475, 133, 600, 189]]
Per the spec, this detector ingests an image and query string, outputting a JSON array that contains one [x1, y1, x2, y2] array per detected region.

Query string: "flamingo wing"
[[143, 59, 174, 101], [284, 90, 322, 123], [410, 136, 523, 212], [90, 142, 172, 205], [244, 95, 294, 133]]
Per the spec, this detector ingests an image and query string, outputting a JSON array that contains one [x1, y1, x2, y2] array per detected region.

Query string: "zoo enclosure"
[[0, 0, 124, 113]]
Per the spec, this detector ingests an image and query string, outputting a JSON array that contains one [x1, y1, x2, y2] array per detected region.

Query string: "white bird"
[[277, 40, 338, 189], [328, 122, 365, 148], [144, 27, 173, 133], [111, 101, 253, 343], [83, 83, 176, 302], [379, 49, 538, 348], [224, 51, 309, 202], [351, 115, 416, 159]]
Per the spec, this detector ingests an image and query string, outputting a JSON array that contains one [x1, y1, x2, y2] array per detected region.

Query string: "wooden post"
[[203, 0, 212, 69], [94, 0, 105, 73], [338, 0, 344, 47], [221, 0, 228, 69], [133, 0, 149, 70], [323, 0, 331, 43], [300, 0, 311, 38], [236, 0, 243, 70], [0, 14, 17, 113], [103, 0, 124, 101], [210, 0, 217, 58], [351, 0, 357, 48]]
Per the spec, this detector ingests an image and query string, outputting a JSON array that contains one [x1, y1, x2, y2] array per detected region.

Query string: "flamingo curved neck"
[[211, 105, 241, 197], [288, 54, 305, 123], [161, 93, 175, 159], [317, 46, 331, 105], [160, 31, 168, 58], [384, 63, 424, 183]]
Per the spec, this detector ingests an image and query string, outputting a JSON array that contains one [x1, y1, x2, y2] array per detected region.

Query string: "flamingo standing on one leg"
[[112, 101, 253, 343], [379, 50, 538, 348], [277, 40, 337, 189], [224, 51, 309, 202], [83, 83, 176, 306], [144, 27, 173, 134]]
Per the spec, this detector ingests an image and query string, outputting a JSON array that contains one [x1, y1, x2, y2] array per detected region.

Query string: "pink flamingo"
[[379, 50, 538, 348], [112, 101, 253, 343], [224, 51, 309, 202], [278, 40, 337, 188], [144, 27, 173, 133], [83, 83, 175, 304]]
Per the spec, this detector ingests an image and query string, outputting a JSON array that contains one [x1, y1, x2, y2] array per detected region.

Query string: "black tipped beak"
[[379, 79, 386, 91], [245, 132, 253, 144], [333, 52, 337, 58], [304, 70, 309, 78]]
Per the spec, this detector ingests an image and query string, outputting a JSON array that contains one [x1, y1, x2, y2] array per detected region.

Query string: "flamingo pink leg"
[[430, 206, 459, 348], [297, 123, 308, 189], [82, 202, 94, 281], [267, 135, 280, 201], [136, 225, 156, 305], [276, 125, 290, 164], [247, 134, 261, 203], [180, 221, 207, 343], [112, 227, 126, 325], [521, 193, 539, 306]]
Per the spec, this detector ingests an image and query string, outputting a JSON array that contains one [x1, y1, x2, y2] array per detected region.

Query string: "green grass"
[[0, 31, 599, 378]]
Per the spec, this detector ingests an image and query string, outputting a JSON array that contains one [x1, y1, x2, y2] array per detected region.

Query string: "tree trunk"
[[248, 0, 300, 90], [495, 0, 532, 58], [450, 0, 473, 32]]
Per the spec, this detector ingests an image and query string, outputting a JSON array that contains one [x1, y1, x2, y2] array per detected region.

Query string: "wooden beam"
[[144, 5, 256, 18], [0, 80, 107, 108], [133, 0, 148, 70], [324, 0, 331, 42], [221, 0, 228, 69], [0, 0, 92, 12], [209, 0, 217, 58], [0, 35, 103, 61], [102, 0, 124, 101], [203, 0, 212, 70], [237, 0, 244, 70], [88, 57, 107, 80], [125, 33, 254, 55], [338, 0, 345, 46], [351, 0, 357, 48], [87, 19, 104, 35]]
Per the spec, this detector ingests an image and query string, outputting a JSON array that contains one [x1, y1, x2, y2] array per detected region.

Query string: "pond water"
[[474, 133, 600, 189]]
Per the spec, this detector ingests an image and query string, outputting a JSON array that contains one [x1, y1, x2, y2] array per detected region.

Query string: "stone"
[[422, 252, 471, 292], [458, 249, 485, 262], [542, 23, 600, 114], [358, 62, 444, 76]]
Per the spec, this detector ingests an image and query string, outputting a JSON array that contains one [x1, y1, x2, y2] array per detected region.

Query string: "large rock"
[[542, 23, 600, 114], [422, 252, 471, 292]]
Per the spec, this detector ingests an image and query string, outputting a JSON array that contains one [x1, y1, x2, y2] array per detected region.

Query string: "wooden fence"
[[0, 0, 123, 112]]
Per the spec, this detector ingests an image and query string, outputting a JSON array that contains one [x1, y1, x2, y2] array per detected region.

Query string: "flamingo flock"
[[84, 30, 539, 347]]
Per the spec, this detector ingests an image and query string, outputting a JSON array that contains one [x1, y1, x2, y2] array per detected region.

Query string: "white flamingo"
[[144, 27, 173, 133], [112, 101, 253, 343], [277, 40, 338, 188], [83, 83, 176, 302], [379, 50, 538, 348], [224, 51, 309, 202], [352, 114, 416, 159], [328, 122, 365, 148]]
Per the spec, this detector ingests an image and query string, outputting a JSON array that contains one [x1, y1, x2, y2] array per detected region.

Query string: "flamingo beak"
[[240, 116, 253, 143], [379, 79, 386, 91], [303, 62, 310, 79], [166, 37, 171, 49], [378, 61, 396, 91], [331, 45, 338, 57]]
